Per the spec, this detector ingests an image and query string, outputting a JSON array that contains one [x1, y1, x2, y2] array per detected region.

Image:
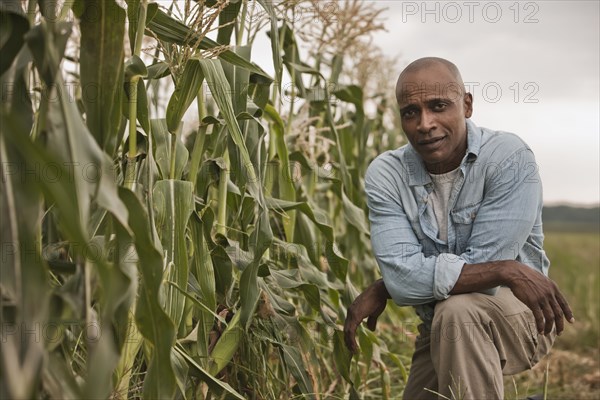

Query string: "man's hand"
[[504, 261, 575, 335], [452, 260, 575, 336], [343, 279, 391, 353]]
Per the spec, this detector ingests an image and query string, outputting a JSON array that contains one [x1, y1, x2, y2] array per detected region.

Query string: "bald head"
[[396, 57, 466, 104]]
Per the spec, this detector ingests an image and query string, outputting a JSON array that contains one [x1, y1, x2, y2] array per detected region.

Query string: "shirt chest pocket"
[[450, 202, 481, 250]]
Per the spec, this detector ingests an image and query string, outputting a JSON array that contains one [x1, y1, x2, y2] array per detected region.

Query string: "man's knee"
[[433, 293, 489, 322], [431, 293, 493, 345]]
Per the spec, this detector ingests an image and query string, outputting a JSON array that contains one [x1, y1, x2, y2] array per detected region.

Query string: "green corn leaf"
[[279, 343, 314, 397], [266, 197, 348, 280], [259, 281, 296, 316], [357, 327, 374, 374], [257, 0, 282, 88], [288, 146, 369, 236], [269, 22, 307, 97], [198, 59, 262, 206], [271, 273, 322, 312], [334, 85, 368, 203], [79, 0, 125, 155], [200, 206, 233, 298], [24, 20, 71, 87], [334, 181, 370, 236], [1, 111, 134, 400], [83, 319, 121, 399], [0, 0, 29, 77], [168, 281, 225, 325], [42, 353, 84, 399], [146, 61, 170, 79], [286, 61, 354, 195], [151, 119, 189, 180], [123, 0, 158, 53], [263, 104, 296, 241], [239, 206, 273, 329], [221, 46, 250, 116], [146, 8, 272, 81], [208, 311, 242, 376], [1, 43, 34, 151], [218, 234, 255, 271], [119, 187, 177, 399], [333, 330, 353, 383], [153, 179, 194, 331], [171, 347, 190, 398], [0, 118, 47, 400], [124, 55, 148, 80], [216, 0, 241, 45], [270, 238, 340, 291], [174, 345, 245, 399], [24, 19, 129, 234], [166, 56, 205, 133], [189, 213, 216, 364], [224, 112, 267, 228], [258, 335, 315, 398], [45, 78, 130, 234]]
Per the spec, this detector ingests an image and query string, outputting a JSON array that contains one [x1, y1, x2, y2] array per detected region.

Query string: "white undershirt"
[[428, 167, 461, 242]]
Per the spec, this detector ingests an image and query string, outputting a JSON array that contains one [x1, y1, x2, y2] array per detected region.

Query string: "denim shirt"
[[364, 119, 549, 324]]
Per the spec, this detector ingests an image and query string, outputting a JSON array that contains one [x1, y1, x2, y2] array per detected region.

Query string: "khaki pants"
[[402, 287, 555, 400]]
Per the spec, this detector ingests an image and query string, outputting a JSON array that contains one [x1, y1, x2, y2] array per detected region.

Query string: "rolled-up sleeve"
[[365, 160, 466, 306]]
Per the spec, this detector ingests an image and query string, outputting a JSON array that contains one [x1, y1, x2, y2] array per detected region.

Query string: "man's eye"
[[433, 103, 447, 111], [402, 109, 416, 118]]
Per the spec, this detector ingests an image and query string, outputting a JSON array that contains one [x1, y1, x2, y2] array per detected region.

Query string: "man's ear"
[[464, 92, 473, 118]]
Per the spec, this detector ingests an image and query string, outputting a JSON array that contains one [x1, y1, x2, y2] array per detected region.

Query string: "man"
[[343, 57, 573, 399]]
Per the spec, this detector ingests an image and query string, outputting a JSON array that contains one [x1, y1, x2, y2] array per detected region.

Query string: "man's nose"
[[417, 110, 436, 133]]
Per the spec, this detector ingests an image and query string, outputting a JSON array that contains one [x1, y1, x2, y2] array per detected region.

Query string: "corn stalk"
[[0, 1, 403, 398]]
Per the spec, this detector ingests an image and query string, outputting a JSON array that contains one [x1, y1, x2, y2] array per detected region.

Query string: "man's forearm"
[[449, 261, 512, 294], [376, 260, 524, 299], [376, 261, 513, 303]]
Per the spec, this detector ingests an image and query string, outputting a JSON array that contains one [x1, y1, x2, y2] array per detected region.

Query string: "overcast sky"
[[247, 1, 599, 205], [372, 0, 599, 205]]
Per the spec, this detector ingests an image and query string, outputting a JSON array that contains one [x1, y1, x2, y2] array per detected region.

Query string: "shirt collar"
[[404, 119, 482, 186]]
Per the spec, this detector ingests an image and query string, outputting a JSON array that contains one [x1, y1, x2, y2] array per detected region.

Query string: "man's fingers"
[[366, 315, 378, 331], [366, 305, 385, 331], [540, 301, 555, 335], [343, 320, 358, 354], [550, 298, 564, 335], [531, 305, 545, 335], [555, 290, 575, 323], [343, 310, 358, 353]]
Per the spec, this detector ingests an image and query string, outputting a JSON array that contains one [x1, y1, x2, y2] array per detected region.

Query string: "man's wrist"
[[477, 260, 520, 287], [376, 279, 392, 300], [498, 260, 524, 288]]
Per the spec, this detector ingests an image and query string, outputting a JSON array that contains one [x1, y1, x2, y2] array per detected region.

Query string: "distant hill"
[[542, 205, 600, 233]]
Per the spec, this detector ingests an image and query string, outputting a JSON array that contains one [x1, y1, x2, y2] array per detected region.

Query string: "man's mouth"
[[418, 136, 446, 149]]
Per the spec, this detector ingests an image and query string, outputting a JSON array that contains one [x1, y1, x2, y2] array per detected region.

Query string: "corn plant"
[[0, 0, 407, 398]]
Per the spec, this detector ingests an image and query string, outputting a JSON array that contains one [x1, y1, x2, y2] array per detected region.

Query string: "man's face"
[[396, 64, 473, 174]]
